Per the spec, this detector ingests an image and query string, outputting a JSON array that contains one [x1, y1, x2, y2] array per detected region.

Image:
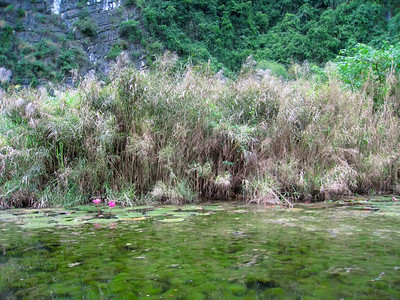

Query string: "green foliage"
[[75, 17, 98, 38], [34, 13, 47, 24], [2, 59, 400, 207], [388, 14, 400, 41], [17, 8, 25, 18], [106, 43, 123, 60], [0, 25, 16, 69], [335, 43, 400, 89], [34, 39, 59, 59], [4, 4, 15, 14], [15, 58, 52, 87], [124, 0, 136, 7], [57, 47, 88, 74], [257, 60, 287, 78], [119, 20, 142, 42], [136, 0, 394, 72]]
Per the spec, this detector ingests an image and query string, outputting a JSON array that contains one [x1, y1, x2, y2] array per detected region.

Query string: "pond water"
[[1, 198, 400, 299]]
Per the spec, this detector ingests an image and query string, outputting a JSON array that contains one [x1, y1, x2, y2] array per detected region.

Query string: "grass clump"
[[1, 53, 400, 208]]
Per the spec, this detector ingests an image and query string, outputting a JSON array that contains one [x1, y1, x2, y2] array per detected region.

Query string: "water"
[[1, 200, 400, 299]]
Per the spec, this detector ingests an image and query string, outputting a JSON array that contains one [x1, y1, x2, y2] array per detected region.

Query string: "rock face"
[[0, 0, 143, 83], [0, 67, 12, 83]]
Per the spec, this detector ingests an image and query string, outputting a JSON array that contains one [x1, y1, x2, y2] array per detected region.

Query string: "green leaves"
[[335, 42, 400, 89]]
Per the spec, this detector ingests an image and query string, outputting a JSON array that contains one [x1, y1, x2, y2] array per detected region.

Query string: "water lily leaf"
[[202, 205, 224, 211], [119, 217, 146, 221], [145, 209, 174, 216], [158, 218, 185, 223], [85, 218, 119, 224], [70, 205, 98, 211], [123, 212, 145, 218], [0, 213, 18, 220], [171, 211, 199, 217], [129, 206, 154, 211], [22, 221, 58, 229]]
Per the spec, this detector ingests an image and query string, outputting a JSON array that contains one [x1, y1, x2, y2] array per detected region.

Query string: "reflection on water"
[[1, 201, 400, 299]]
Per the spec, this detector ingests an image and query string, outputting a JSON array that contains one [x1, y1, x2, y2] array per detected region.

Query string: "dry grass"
[[1, 58, 400, 207]]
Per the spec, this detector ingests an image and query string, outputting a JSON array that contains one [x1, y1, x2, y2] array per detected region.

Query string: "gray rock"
[[1, 0, 143, 84], [0, 68, 12, 83]]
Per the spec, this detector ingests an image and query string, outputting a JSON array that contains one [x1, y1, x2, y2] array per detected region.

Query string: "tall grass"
[[1, 55, 400, 207]]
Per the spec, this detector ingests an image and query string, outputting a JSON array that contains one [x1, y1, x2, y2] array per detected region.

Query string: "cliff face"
[[0, 0, 142, 85]]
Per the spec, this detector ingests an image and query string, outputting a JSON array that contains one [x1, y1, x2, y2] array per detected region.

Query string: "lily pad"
[[170, 211, 200, 217], [119, 217, 147, 221], [0, 213, 19, 220], [70, 205, 98, 212], [85, 218, 120, 224], [158, 218, 185, 223], [129, 206, 154, 211], [202, 205, 224, 211], [121, 212, 144, 218]]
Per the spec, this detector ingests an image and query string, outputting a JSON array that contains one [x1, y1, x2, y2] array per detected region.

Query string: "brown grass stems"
[[1, 56, 400, 208]]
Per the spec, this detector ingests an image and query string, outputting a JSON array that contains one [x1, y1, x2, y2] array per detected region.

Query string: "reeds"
[[1, 57, 400, 207]]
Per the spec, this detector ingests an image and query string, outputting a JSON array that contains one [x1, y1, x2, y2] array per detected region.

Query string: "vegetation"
[[75, 17, 98, 38], [0, 0, 399, 85], [1, 47, 400, 207], [119, 20, 142, 43], [136, 0, 400, 71]]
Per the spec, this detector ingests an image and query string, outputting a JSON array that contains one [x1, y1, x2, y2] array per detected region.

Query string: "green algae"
[[1, 200, 400, 299], [0, 205, 224, 229]]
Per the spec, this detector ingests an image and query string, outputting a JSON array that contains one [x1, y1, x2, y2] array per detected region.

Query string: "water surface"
[[1, 199, 400, 299]]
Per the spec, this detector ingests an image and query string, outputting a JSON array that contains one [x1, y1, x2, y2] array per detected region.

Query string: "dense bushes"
[[119, 20, 142, 42], [137, 0, 398, 72], [75, 17, 98, 38], [1, 0, 399, 85], [1, 52, 400, 208]]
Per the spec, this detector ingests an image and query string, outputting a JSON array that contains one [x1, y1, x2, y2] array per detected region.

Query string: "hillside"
[[0, 0, 399, 86]]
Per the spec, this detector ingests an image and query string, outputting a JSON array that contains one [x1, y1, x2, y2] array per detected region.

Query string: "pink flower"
[[108, 201, 116, 217], [93, 198, 101, 204]]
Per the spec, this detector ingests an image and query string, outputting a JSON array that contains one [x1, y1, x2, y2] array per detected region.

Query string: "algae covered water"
[[1, 199, 400, 299]]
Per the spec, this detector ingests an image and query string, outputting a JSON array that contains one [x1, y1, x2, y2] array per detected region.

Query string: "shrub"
[[57, 47, 88, 74], [106, 44, 123, 60], [34, 39, 59, 59], [334, 43, 400, 108], [119, 20, 142, 42], [124, 0, 136, 7], [257, 60, 287, 78], [75, 17, 98, 38], [17, 8, 25, 18], [4, 5, 15, 14]]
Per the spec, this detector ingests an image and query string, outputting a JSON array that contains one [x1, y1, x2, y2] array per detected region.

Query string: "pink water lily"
[[108, 201, 116, 216], [93, 198, 101, 215]]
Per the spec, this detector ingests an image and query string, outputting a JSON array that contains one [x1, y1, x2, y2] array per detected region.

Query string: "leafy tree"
[[335, 43, 400, 89]]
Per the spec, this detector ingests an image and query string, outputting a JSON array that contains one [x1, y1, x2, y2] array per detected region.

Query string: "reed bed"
[[1, 56, 400, 207]]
